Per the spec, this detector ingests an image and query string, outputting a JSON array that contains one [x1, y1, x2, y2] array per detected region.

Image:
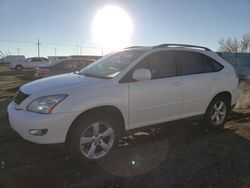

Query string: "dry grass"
[[0, 65, 35, 98]]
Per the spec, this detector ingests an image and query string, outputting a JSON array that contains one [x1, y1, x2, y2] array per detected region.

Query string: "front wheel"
[[204, 97, 229, 128], [67, 113, 121, 163]]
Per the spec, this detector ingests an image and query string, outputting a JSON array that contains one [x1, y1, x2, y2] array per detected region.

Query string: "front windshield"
[[79, 50, 143, 79]]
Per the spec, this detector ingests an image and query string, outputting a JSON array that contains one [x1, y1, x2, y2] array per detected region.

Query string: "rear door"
[[177, 51, 222, 118], [24, 58, 33, 68], [127, 51, 183, 129]]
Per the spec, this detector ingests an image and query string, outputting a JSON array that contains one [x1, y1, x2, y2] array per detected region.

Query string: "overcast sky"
[[0, 0, 250, 57]]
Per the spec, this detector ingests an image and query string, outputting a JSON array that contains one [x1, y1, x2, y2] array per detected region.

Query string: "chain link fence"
[[219, 52, 250, 79]]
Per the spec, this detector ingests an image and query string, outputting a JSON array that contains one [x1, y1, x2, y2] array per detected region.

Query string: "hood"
[[21, 73, 106, 94]]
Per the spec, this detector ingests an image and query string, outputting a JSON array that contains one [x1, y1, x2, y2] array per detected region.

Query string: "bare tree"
[[218, 33, 250, 53], [218, 37, 240, 53], [241, 33, 250, 53]]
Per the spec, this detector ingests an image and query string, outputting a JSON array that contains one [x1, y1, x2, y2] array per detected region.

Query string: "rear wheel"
[[15, 65, 23, 71], [204, 96, 229, 128], [67, 113, 121, 163]]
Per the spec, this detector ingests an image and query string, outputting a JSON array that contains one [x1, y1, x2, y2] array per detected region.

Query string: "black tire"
[[15, 65, 23, 72], [203, 96, 230, 128], [67, 112, 122, 163]]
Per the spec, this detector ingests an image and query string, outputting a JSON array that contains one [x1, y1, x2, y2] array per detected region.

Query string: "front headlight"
[[27, 94, 67, 114]]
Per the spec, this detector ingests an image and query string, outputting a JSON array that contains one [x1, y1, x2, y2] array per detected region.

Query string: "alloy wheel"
[[79, 122, 114, 159], [211, 101, 226, 126]]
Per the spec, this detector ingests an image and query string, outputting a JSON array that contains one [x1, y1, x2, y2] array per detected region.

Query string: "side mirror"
[[132, 68, 151, 81]]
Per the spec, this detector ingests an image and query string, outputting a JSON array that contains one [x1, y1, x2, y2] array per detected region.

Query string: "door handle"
[[171, 80, 182, 87]]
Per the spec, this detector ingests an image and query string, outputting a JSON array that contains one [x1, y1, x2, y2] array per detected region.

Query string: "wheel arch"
[[15, 64, 23, 69], [208, 91, 232, 109], [65, 105, 126, 144]]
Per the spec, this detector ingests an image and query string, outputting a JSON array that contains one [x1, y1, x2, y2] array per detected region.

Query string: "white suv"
[[8, 44, 239, 162], [10, 57, 49, 71]]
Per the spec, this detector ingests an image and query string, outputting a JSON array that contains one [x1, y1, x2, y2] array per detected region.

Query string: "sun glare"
[[92, 5, 133, 51]]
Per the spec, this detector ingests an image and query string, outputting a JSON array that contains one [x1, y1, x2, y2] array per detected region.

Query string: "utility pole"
[[17, 48, 20, 55], [36, 39, 41, 57], [54, 48, 57, 56]]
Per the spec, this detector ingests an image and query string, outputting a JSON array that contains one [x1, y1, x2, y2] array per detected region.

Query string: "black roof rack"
[[153, 43, 211, 51]]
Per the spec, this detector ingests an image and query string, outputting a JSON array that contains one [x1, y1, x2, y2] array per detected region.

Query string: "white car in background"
[[10, 57, 49, 71], [1, 55, 25, 64], [8, 44, 239, 162]]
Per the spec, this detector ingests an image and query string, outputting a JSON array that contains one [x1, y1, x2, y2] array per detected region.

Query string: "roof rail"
[[124, 46, 146, 49], [153, 43, 211, 51]]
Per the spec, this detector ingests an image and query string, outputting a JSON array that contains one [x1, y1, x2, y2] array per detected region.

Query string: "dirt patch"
[[0, 65, 34, 98], [236, 80, 250, 109]]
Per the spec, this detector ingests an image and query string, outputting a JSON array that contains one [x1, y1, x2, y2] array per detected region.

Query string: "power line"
[[43, 41, 75, 47], [0, 39, 105, 56], [0, 39, 34, 44], [0, 39, 103, 49]]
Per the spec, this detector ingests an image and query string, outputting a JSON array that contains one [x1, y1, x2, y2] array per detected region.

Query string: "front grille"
[[13, 90, 29, 105]]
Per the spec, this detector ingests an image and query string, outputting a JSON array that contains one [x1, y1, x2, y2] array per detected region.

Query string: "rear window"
[[32, 58, 42, 62], [177, 51, 223, 75]]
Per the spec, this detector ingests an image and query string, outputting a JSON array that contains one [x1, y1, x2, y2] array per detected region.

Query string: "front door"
[[127, 51, 183, 129]]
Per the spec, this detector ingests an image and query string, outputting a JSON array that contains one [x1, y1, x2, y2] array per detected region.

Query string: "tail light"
[[37, 68, 51, 77]]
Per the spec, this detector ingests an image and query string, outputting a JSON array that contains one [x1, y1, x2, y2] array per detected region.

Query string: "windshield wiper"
[[81, 72, 110, 79]]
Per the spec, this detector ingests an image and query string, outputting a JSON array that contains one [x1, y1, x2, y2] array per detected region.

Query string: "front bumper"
[[7, 102, 77, 144]]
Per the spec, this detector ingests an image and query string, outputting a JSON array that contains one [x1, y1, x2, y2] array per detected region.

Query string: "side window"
[[136, 51, 177, 79], [32, 58, 42, 62], [42, 58, 48, 62], [212, 61, 223, 71], [25, 58, 31, 63], [63, 61, 73, 70], [202, 59, 214, 72], [71, 60, 86, 69], [178, 52, 204, 75], [202, 54, 223, 72], [54, 61, 72, 70], [78, 61, 87, 69], [70, 61, 78, 69]]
